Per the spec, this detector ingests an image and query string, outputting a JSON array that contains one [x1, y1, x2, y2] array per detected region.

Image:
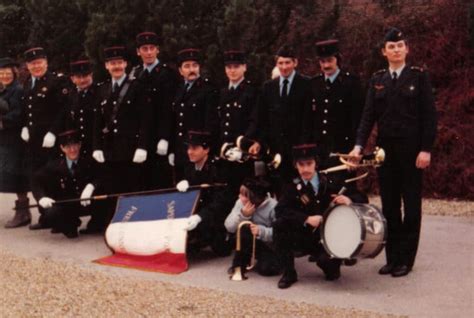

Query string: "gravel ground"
[[0, 249, 403, 318]]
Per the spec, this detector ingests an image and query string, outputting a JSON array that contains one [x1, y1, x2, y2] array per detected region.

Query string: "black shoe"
[[51, 228, 61, 234], [391, 265, 411, 277], [324, 267, 341, 281], [278, 271, 297, 289], [29, 223, 52, 230], [308, 255, 317, 262], [343, 259, 357, 266], [63, 229, 79, 239], [79, 228, 103, 235], [378, 264, 395, 275]]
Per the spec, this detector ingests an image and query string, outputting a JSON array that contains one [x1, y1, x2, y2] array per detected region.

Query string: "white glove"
[[132, 148, 147, 163], [176, 180, 190, 192], [92, 150, 105, 163], [42, 132, 56, 148], [225, 147, 243, 162], [39, 197, 55, 209], [21, 127, 30, 142], [80, 183, 95, 207], [185, 214, 202, 231], [156, 139, 169, 156], [168, 153, 175, 166]]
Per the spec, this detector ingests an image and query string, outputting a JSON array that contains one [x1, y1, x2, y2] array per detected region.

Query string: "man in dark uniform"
[[217, 50, 259, 190], [132, 32, 179, 189], [170, 48, 219, 181], [349, 28, 437, 277], [55, 59, 98, 157], [20, 47, 70, 230], [309, 39, 364, 166], [253, 45, 312, 193], [274, 144, 367, 289], [32, 130, 106, 238], [175, 130, 233, 256], [93, 46, 152, 222]]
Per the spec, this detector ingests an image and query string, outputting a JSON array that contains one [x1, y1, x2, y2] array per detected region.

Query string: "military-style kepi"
[[292, 143, 319, 161], [185, 130, 211, 148], [383, 27, 405, 43], [70, 59, 92, 75], [177, 48, 201, 66], [276, 44, 296, 58], [103, 46, 127, 62], [136, 31, 160, 47], [0, 57, 19, 68], [224, 50, 246, 65], [24, 47, 47, 62], [315, 39, 339, 58], [58, 130, 81, 146]]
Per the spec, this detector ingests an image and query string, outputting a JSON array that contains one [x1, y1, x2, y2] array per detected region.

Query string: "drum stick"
[[312, 187, 347, 233]]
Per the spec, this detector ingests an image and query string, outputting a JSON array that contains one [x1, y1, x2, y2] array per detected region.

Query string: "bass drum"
[[321, 204, 387, 259]]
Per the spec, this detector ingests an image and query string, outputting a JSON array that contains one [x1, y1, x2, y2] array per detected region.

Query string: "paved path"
[[0, 193, 472, 317]]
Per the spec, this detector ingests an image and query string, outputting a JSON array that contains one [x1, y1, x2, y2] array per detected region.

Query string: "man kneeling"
[[274, 143, 367, 289], [32, 130, 106, 238]]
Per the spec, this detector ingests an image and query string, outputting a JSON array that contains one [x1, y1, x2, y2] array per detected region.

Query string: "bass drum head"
[[323, 205, 361, 259]]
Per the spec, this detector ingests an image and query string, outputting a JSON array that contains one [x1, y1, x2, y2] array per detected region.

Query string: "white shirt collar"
[[144, 59, 159, 72], [112, 74, 127, 87], [389, 64, 406, 78], [325, 68, 340, 83], [228, 77, 244, 90]]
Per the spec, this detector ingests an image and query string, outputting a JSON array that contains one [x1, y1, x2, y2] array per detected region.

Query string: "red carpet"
[[94, 252, 188, 274]]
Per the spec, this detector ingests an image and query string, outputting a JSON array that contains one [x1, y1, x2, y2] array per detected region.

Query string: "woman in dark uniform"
[[0, 57, 31, 228]]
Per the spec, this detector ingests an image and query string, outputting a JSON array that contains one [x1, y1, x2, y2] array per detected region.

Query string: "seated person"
[[176, 130, 234, 256], [31, 130, 106, 238], [274, 143, 367, 289], [225, 177, 282, 277]]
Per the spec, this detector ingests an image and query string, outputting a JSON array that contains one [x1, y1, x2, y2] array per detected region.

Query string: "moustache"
[[189, 72, 197, 76]]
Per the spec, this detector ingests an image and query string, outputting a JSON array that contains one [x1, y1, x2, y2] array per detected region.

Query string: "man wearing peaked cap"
[[253, 44, 312, 195], [175, 130, 234, 257], [350, 27, 437, 278], [308, 39, 364, 172], [273, 143, 367, 289], [92, 44, 152, 225], [54, 58, 97, 157], [171, 48, 219, 181], [217, 49, 259, 192], [20, 46, 71, 231], [31, 129, 108, 238], [132, 31, 179, 190]]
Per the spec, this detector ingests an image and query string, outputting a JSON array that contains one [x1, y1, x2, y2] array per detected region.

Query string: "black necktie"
[[112, 82, 119, 93], [184, 83, 190, 92], [326, 78, 332, 88], [229, 86, 235, 93], [71, 162, 77, 176], [281, 79, 289, 99], [392, 72, 398, 85]]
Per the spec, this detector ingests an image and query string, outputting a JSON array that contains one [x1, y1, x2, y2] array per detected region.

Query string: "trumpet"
[[229, 221, 257, 281], [320, 147, 385, 174]]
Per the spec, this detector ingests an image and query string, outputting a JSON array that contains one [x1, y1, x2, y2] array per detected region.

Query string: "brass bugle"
[[321, 147, 385, 174], [230, 221, 257, 281]]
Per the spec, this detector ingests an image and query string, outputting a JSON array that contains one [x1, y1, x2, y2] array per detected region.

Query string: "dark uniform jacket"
[[21, 72, 70, 150], [257, 73, 312, 159], [183, 157, 232, 224], [57, 84, 100, 156], [276, 173, 368, 225], [93, 76, 152, 162], [131, 62, 179, 149], [356, 66, 437, 152], [171, 77, 219, 162], [217, 80, 259, 145], [309, 70, 364, 158], [32, 156, 101, 202]]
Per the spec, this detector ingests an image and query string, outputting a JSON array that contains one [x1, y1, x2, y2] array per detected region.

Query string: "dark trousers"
[[43, 203, 82, 233], [273, 218, 341, 276], [378, 138, 423, 268], [143, 153, 174, 189], [231, 225, 281, 276]]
